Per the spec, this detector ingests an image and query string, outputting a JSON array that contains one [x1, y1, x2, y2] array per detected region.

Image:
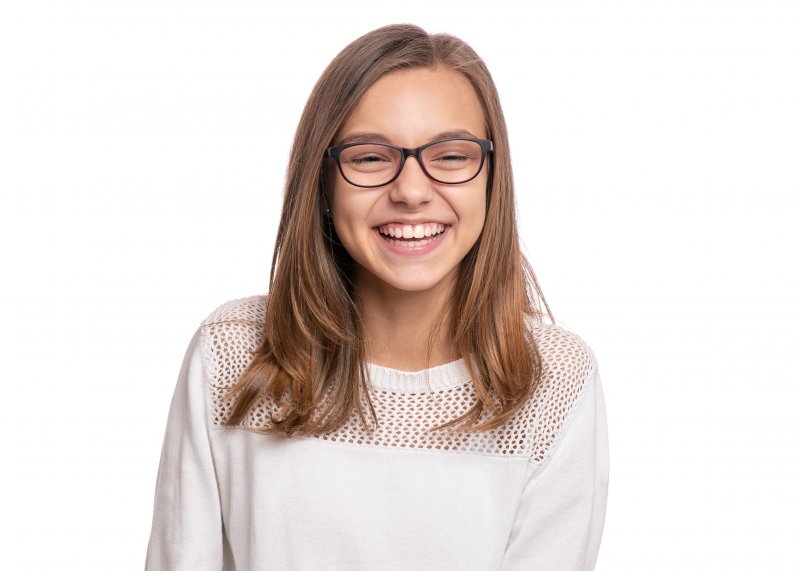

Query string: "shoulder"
[[199, 293, 268, 328], [525, 317, 600, 463], [197, 294, 267, 370], [528, 317, 598, 388], [195, 294, 267, 399]]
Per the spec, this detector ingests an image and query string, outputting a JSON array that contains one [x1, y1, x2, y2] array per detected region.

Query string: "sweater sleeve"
[[145, 326, 224, 570], [498, 366, 610, 571]]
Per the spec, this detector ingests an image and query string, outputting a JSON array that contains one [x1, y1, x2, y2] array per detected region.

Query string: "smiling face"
[[326, 66, 490, 296]]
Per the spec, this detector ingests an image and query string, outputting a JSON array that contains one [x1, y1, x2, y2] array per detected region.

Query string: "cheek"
[[474, 190, 488, 223], [452, 185, 488, 231], [328, 176, 351, 227], [466, 204, 487, 249], [452, 188, 488, 256], [329, 188, 372, 254]]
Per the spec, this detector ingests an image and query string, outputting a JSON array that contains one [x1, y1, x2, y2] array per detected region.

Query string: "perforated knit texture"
[[199, 295, 596, 464]]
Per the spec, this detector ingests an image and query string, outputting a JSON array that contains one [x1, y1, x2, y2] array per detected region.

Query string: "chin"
[[387, 279, 445, 293], [369, 267, 457, 294]]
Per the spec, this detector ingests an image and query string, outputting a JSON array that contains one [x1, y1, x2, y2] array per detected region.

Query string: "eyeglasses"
[[324, 137, 494, 188]]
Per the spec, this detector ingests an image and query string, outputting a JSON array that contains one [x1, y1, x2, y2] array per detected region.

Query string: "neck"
[[354, 271, 459, 372]]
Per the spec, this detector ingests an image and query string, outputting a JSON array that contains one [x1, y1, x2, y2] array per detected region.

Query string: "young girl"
[[146, 23, 609, 570]]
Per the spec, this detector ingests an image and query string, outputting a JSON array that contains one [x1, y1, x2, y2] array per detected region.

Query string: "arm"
[[145, 326, 224, 570], [499, 366, 610, 570]]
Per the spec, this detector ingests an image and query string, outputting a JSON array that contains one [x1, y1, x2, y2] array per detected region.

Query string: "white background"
[[2, 0, 798, 569]]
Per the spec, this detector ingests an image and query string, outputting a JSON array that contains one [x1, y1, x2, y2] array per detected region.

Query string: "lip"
[[373, 224, 450, 256]]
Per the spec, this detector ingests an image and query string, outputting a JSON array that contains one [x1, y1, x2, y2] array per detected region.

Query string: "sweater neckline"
[[365, 358, 472, 393]]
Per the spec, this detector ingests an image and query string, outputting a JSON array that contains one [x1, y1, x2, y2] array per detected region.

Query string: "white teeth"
[[377, 223, 448, 239]]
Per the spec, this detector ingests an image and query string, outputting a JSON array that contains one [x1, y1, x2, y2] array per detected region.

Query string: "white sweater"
[[145, 295, 609, 570]]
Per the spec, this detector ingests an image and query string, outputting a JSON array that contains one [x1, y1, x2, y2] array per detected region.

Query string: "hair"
[[220, 23, 555, 437]]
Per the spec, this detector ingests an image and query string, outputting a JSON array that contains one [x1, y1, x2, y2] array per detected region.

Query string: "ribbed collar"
[[366, 358, 472, 393]]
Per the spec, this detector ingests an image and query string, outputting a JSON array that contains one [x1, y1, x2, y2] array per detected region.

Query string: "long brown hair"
[[221, 23, 554, 437]]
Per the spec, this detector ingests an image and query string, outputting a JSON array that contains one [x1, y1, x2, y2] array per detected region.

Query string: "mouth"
[[375, 222, 450, 247]]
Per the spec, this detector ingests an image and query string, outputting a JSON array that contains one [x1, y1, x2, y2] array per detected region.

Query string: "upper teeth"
[[378, 223, 446, 239]]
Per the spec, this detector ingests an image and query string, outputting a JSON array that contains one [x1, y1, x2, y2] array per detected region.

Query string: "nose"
[[388, 155, 433, 209]]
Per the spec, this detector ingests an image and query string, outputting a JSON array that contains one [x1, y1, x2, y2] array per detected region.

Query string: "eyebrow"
[[336, 129, 482, 146]]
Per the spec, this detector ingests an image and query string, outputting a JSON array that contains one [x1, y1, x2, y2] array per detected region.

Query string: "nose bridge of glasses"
[[397, 147, 430, 180]]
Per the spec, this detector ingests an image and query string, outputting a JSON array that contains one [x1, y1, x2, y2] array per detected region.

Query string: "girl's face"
[[327, 66, 489, 295]]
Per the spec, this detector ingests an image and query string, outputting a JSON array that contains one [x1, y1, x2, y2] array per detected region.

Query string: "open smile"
[[372, 223, 451, 256]]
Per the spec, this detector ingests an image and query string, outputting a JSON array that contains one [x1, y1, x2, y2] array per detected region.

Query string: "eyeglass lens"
[[338, 139, 484, 187]]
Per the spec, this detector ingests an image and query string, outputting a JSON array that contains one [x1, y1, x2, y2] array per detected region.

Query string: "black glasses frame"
[[324, 137, 494, 188]]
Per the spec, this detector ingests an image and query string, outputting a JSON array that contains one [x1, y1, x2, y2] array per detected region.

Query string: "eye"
[[346, 154, 396, 174], [428, 153, 472, 170], [340, 144, 400, 173], [348, 154, 391, 165], [437, 153, 469, 163]]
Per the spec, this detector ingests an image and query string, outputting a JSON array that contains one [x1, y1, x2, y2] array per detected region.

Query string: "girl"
[[146, 23, 609, 570]]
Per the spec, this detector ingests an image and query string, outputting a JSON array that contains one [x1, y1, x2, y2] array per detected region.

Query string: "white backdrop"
[[2, 1, 798, 569]]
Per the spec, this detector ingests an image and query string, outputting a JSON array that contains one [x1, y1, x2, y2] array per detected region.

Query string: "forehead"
[[335, 66, 487, 147]]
